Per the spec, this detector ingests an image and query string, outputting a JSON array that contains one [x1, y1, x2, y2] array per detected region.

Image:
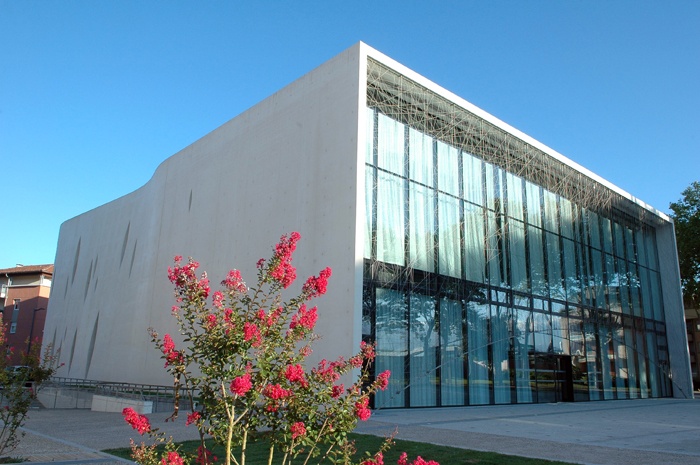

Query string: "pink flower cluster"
[[263, 383, 292, 400], [161, 334, 183, 367], [284, 364, 308, 388], [361, 452, 384, 465], [397, 453, 439, 465], [230, 373, 252, 396], [243, 322, 262, 347], [313, 358, 345, 383], [331, 384, 345, 398], [354, 396, 371, 421], [123, 407, 151, 435], [257, 307, 283, 328], [211, 291, 224, 309], [269, 232, 301, 288], [376, 370, 391, 391], [360, 341, 376, 361], [302, 267, 332, 299], [290, 421, 306, 439], [221, 269, 247, 294], [289, 304, 318, 332], [168, 256, 210, 298], [161, 451, 185, 465], [186, 411, 201, 426]]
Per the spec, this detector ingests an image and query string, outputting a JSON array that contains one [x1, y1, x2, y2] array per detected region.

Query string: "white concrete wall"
[[657, 222, 694, 398], [44, 43, 366, 385]]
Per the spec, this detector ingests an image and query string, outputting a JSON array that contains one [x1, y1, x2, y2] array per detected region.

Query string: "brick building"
[[0, 264, 53, 364]]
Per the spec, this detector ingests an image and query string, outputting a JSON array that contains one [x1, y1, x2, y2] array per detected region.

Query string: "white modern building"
[[44, 43, 691, 407]]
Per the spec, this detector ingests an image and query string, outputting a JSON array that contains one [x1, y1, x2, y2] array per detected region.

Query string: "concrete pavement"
[[9, 398, 700, 464]]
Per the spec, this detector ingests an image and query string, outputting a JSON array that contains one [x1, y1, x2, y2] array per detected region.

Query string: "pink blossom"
[[290, 304, 318, 332], [212, 291, 224, 308], [331, 384, 344, 398], [302, 267, 332, 299], [349, 354, 364, 368], [354, 396, 371, 421], [269, 232, 301, 288], [230, 373, 252, 396], [263, 383, 292, 400], [376, 370, 391, 391], [186, 411, 201, 426], [312, 358, 344, 383], [205, 314, 217, 330], [290, 421, 306, 439], [222, 269, 247, 293], [300, 346, 312, 358], [361, 452, 384, 465], [397, 453, 439, 465], [162, 334, 182, 366], [123, 407, 151, 435], [284, 364, 308, 387], [360, 341, 376, 361], [243, 322, 262, 347], [161, 451, 185, 465]]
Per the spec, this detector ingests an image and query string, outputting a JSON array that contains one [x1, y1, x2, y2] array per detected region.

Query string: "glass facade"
[[363, 107, 672, 408]]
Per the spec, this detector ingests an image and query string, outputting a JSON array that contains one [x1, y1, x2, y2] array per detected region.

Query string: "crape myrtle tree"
[[0, 327, 59, 458], [670, 181, 700, 309], [123, 232, 438, 465]]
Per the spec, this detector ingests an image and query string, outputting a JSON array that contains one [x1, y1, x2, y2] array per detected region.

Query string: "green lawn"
[[104, 433, 579, 465]]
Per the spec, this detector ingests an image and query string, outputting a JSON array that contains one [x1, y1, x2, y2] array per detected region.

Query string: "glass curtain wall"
[[364, 106, 671, 408]]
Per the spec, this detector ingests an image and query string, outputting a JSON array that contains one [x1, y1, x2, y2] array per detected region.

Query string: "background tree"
[[670, 181, 700, 309]]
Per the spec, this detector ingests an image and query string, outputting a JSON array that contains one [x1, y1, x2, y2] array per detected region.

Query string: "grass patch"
[[104, 433, 578, 465]]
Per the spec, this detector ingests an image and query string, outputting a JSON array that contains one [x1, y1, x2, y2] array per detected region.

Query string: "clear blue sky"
[[1, 1, 698, 269]]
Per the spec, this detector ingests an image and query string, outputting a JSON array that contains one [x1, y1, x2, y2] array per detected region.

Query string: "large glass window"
[[364, 107, 670, 408]]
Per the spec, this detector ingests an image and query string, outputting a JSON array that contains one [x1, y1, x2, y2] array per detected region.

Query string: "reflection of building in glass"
[[44, 43, 690, 406]]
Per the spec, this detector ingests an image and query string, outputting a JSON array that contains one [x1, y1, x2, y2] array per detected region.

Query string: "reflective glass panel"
[[506, 172, 524, 221], [409, 293, 438, 406], [366, 107, 375, 165], [409, 182, 435, 272], [377, 113, 404, 175], [464, 203, 486, 283], [376, 171, 405, 265], [560, 197, 574, 239], [543, 190, 559, 233], [525, 181, 542, 228], [463, 153, 483, 206], [375, 288, 407, 408], [438, 193, 461, 278], [440, 297, 465, 405], [546, 232, 564, 300], [467, 300, 490, 405], [528, 226, 546, 296], [409, 127, 433, 187], [508, 220, 527, 292], [364, 168, 375, 260], [437, 142, 459, 196], [491, 305, 512, 404]]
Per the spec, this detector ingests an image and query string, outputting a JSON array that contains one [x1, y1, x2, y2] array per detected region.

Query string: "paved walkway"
[[8, 398, 700, 464]]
